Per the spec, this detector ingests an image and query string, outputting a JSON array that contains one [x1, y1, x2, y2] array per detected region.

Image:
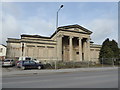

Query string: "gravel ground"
[[2, 66, 22, 72]]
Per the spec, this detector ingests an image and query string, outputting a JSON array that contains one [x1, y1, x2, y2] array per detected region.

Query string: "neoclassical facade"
[[6, 25, 101, 63]]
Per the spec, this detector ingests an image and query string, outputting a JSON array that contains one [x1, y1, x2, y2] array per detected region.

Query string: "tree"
[[99, 38, 120, 65], [99, 38, 111, 58], [110, 40, 119, 58]]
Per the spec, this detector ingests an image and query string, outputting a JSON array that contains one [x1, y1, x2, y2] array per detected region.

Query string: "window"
[[30, 61, 36, 64], [23, 61, 30, 64], [27, 45, 35, 47], [37, 46, 45, 48], [90, 49, 94, 51], [62, 51, 64, 54], [96, 49, 100, 51], [4, 60, 10, 62], [0, 48, 3, 52], [25, 57, 31, 60], [76, 52, 79, 54], [47, 46, 54, 48]]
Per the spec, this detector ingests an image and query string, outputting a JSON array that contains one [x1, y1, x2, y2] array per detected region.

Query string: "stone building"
[[6, 24, 101, 63], [0, 44, 6, 60]]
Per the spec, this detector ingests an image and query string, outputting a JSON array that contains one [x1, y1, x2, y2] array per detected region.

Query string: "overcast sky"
[[1, 2, 118, 45]]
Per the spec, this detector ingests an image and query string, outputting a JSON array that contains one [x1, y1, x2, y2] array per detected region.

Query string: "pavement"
[[2, 68, 118, 88], [2, 67, 119, 76]]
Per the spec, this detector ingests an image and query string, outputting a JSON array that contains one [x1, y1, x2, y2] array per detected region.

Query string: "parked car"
[[32, 58, 40, 63], [2, 59, 15, 67], [17, 60, 44, 70], [18, 57, 31, 61], [16, 57, 40, 66]]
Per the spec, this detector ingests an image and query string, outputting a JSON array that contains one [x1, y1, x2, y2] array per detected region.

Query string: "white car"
[[2, 59, 15, 67], [32, 59, 40, 63], [18, 57, 31, 61], [18, 57, 40, 63]]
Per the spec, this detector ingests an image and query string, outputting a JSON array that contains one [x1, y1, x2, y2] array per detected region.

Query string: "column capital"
[[87, 37, 91, 40], [78, 37, 82, 40], [57, 34, 63, 38], [86, 38, 91, 42], [69, 36, 74, 39]]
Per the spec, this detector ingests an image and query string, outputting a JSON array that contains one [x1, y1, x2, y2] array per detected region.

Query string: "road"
[[2, 69, 118, 88]]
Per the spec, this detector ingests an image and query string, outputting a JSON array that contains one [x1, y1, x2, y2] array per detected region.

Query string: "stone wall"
[[90, 44, 101, 63]]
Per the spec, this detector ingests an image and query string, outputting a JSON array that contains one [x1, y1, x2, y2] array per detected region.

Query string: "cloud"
[[0, 3, 3, 44], [2, 14, 22, 43], [85, 18, 118, 45], [1, 2, 58, 45], [21, 16, 55, 36], [2, 14, 55, 45], [2, 11, 117, 46], [1, 2, 117, 46], [1, 3, 56, 45], [2, 2, 22, 18]]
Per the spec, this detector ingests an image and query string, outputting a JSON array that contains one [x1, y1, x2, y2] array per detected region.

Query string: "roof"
[[20, 24, 93, 39], [90, 44, 102, 48], [51, 24, 93, 38], [0, 44, 6, 47], [58, 24, 92, 34], [21, 34, 51, 39], [90, 41, 94, 43]]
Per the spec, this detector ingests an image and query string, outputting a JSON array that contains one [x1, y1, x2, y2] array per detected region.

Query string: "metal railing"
[[4, 57, 120, 69]]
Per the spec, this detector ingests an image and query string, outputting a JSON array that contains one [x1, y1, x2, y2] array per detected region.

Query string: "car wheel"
[[38, 66, 41, 70], [21, 66, 25, 70]]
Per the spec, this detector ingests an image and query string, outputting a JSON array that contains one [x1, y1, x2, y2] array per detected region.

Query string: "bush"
[[43, 63, 54, 69]]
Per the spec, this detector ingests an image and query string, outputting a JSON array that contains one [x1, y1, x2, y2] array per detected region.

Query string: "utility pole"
[[56, 5, 64, 29]]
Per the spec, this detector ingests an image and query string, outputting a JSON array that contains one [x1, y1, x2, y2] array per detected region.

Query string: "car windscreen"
[[25, 57, 31, 60], [4, 60, 11, 62], [23, 61, 30, 64], [33, 59, 36, 61], [29, 61, 36, 64]]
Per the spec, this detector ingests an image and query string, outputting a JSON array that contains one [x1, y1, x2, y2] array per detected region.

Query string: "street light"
[[55, 5, 64, 69], [56, 5, 64, 29]]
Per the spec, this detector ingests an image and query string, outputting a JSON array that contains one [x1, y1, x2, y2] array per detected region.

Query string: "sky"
[[1, 2, 118, 45]]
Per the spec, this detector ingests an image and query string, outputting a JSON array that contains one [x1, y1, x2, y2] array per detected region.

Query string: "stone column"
[[45, 46, 48, 60], [78, 37, 82, 61], [20, 42, 26, 57], [83, 40, 87, 61], [20, 42, 23, 57], [23, 43, 26, 57], [57, 34, 63, 61], [87, 38, 91, 61], [35, 45, 38, 59], [69, 36, 73, 61]]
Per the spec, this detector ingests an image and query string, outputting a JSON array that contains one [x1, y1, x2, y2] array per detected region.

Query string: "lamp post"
[[56, 5, 64, 29], [55, 5, 64, 69]]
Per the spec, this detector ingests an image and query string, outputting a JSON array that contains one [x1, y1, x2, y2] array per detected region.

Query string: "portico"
[[57, 35, 91, 62]]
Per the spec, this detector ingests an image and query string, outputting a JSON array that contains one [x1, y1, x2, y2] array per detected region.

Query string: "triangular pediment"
[[57, 24, 92, 34], [66, 28, 87, 33]]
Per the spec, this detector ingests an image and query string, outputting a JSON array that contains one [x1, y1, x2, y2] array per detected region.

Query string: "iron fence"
[[3, 57, 120, 69]]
